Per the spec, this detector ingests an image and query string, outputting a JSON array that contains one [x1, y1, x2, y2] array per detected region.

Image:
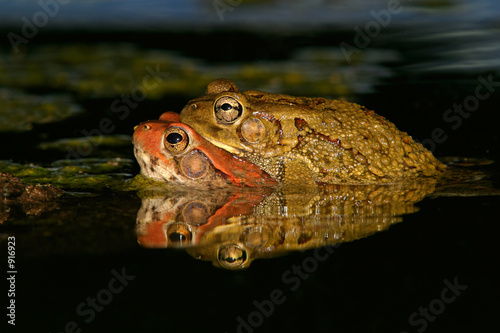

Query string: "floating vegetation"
[[0, 43, 395, 101], [0, 158, 137, 192], [36, 134, 133, 157], [0, 88, 82, 132]]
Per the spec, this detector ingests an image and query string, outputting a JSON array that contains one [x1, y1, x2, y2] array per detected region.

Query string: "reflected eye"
[[166, 223, 192, 246], [164, 127, 189, 154], [214, 96, 243, 124], [218, 244, 247, 270]]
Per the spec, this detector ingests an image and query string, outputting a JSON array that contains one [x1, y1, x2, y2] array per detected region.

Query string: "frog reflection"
[[135, 188, 271, 249], [136, 181, 436, 269]]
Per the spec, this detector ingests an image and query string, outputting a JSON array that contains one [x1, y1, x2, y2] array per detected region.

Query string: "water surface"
[[1, 1, 499, 332]]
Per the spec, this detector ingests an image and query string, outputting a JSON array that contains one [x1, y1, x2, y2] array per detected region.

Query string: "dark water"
[[1, 1, 500, 332]]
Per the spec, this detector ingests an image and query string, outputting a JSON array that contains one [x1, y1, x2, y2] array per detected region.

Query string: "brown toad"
[[179, 79, 446, 185]]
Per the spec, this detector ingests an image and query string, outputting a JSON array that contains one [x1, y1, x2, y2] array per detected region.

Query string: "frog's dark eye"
[[214, 96, 243, 124], [217, 244, 248, 270], [166, 132, 182, 144], [164, 127, 189, 154]]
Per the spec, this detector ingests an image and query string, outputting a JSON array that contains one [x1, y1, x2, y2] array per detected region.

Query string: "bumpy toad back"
[[179, 79, 446, 185]]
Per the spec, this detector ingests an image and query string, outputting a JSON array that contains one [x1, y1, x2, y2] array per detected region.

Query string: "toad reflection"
[[135, 182, 436, 270]]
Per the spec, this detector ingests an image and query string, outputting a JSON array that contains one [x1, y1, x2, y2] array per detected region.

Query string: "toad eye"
[[164, 127, 189, 154], [214, 96, 243, 124]]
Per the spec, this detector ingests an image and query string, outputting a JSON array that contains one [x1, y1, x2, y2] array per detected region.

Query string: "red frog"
[[132, 112, 277, 188]]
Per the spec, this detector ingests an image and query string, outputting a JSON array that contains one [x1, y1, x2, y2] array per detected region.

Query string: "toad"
[[179, 79, 446, 185], [132, 112, 277, 188]]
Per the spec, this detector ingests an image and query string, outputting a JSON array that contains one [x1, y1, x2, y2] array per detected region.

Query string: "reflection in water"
[[136, 181, 436, 269]]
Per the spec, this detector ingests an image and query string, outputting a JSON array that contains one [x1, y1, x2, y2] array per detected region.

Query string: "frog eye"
[[217, 244, 248, 270], [165, 223, 192, 246], [214, 96, 243, 124], [164, 127, 189, 154]]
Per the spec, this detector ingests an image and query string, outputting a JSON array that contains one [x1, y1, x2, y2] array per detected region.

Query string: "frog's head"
[[133, 111, 277, 188]]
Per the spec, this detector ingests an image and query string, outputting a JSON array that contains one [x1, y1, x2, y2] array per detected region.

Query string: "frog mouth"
[[133, 147, 175, 179]]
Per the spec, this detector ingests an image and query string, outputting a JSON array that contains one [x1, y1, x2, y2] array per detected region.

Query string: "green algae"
[[0, 88, 82, 132], [36, 134, 132, 155], [0, 43, 394, 102], [0, 158, 137, 192]]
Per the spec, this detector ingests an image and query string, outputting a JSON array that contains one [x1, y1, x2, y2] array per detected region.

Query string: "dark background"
[[1, 1, 499, 332]]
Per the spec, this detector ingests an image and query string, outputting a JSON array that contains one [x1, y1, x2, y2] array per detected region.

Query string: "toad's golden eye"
[[218, 244, 247, 269], [164, 127, 189, 154], [214, 96, 243, 124]]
